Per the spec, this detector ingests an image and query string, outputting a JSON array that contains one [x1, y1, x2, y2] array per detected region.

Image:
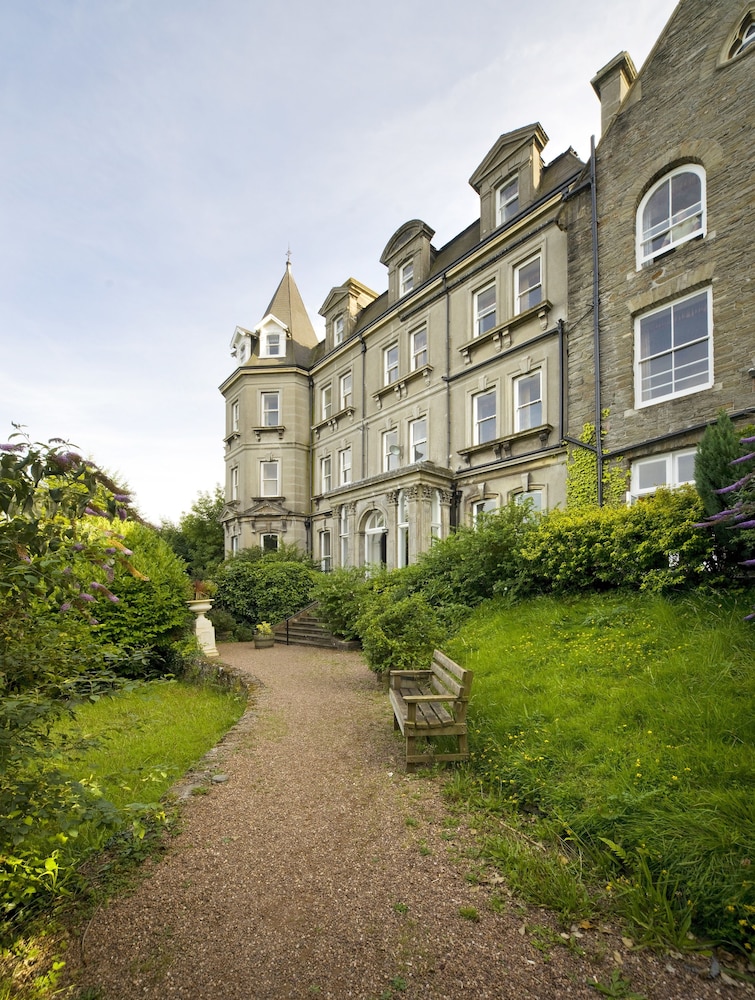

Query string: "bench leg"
[[458, 732, 469, 759], [406, 734, 417, 772], [394, 714, 400, 731]]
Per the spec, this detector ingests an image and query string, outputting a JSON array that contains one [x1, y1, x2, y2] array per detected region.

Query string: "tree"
[[695, 411, 755, 569], [160, 487, 225, 581]]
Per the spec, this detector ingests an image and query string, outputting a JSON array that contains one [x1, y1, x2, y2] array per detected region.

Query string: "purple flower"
[[716, 475, 751, 495], [0, 442, 24, 452], [79, 593, 95, 603], [730, 453, 755, 466], [72, 542, 85, 552], [734, 519, 755, 529], [84, 505, 107, 518], [740, 559, 755, 567], [113, 494, 131, 502], [59, 602, 72, 613]]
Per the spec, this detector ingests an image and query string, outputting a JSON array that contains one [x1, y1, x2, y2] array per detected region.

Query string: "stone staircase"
[[273, 602, 358, 649]]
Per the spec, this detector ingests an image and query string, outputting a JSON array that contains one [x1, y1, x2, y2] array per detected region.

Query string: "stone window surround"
[[635, 163, 706, 269], [633, 286, 713, 409]]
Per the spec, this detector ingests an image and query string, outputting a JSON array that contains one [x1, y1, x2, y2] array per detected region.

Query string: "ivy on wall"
[[566, 415, 628, 510]]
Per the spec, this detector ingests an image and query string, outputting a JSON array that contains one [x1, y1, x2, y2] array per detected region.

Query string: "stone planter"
[[187, 598, 219, 658]]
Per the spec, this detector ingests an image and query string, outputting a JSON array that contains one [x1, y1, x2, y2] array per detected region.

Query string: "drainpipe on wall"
[[590, 134, 605, 506], [360, 334, 368, 480], [443, 275, 459, 529]]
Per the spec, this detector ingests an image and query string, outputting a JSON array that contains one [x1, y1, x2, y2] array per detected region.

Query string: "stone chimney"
[[591, 52, 637, 136]]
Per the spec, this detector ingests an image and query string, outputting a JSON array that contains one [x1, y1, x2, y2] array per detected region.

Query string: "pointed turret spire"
[[261, 253, 318, 350]]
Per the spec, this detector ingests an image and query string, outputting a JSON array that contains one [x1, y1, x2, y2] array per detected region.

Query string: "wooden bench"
[[389, 650, 473, 770]]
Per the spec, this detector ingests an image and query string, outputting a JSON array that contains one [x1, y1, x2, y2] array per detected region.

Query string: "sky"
[[0, 0, 679, 524]]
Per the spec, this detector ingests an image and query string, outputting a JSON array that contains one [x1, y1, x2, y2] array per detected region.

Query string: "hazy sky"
[[0, 0, 678, 524]]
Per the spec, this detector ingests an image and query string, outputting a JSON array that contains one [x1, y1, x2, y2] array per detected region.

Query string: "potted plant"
[[253, 621, 275, 649]]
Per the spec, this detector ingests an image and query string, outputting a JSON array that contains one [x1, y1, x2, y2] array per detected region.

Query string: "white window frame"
[[320, 530, 332, 572], [339, 447, 352, 486], [320, 455, 332, 494], [261, 390, 280, 427], [384, 344, 399, 385], [339, 506, 349, 566], [472, 498, 497, 525], [339, 371, 352, 411], [333, 314, 344, 345], [397, 490, 409, 569], [383, 428, 399, 472], [230, 533, 240, 555], [514, 489, 544, 515], [260, 461, 280, 498], [514, 254, 543, 315], [400, 260, 414, 296], [634, 288, 713, 407], [497, 175, 519, 226], [261, 330, 283, 358], [474, 283, 497, 337], [231, 399, 240, 432], [410, 326, 428, 370], [321, 383, 332, 421], [430, 489, 442, 540], [410, 417, 427, 462], [473, 389, 497, 445], [636, 165, 706, 268], [630, 449, 696, 499], [514, 371, 543, 432], [230, 466, 239, 502]]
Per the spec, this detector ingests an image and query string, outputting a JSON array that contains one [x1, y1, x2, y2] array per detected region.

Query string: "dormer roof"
[[468, 123, 548, 194]]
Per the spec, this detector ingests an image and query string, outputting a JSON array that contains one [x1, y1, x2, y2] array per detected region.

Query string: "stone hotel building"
[[219, 0, 755, 566]]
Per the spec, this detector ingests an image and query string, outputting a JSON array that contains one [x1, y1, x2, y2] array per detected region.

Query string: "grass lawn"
[[64, 678, 247, 809], [444, 588, 755, 954]]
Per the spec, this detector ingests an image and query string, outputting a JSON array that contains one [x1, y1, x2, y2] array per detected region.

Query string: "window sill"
[[253, 425, 285, 441], [458, 423, 554, 464], [313, 406, 355, 438], [459, 301, 551, 363], [373, 365, 433, 408]]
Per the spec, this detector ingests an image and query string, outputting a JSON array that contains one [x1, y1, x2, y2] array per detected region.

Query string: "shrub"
[[356, 589, 446, 675], [214, 560, 315, 627], [309, 566, 369, 640], [411, 501, 537, 608], [91, 520, 193, 677], [522, 486, 713, 593]]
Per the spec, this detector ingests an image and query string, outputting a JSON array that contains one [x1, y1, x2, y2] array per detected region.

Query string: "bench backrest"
[[430, 650, 473, 723]]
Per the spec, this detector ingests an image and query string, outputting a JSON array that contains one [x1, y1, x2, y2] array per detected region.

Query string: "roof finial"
[[286, 245, 292, 268]]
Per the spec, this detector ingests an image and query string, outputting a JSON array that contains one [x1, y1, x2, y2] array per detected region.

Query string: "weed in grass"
[[417, 840, 432, 857], [589, 968, 647, 998], [392, 902, 409, 915], [390, 976, 408, 992], [404, 816, 419, 828], [458, 906, 480, 922]]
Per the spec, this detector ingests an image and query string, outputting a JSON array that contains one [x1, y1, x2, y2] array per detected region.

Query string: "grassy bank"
[[65, 678, 247, 810], [445, 588, 755, 954]]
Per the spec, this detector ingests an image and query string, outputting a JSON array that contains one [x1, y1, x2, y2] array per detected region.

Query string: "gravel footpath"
[[68, 643, 747, 1000]]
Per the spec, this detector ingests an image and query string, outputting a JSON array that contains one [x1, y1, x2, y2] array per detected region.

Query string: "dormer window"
[[400, 260, 414, 296], [333, 315, 344, 345], [496, 175, 519, 226], [728, 12, 755, 58], [262, 331, 283, 357], [636, 165, 705, 267]]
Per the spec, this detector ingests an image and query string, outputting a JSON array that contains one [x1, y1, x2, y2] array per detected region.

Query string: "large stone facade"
[[220, 0, 755, 561], [562, 0, 755, 500]]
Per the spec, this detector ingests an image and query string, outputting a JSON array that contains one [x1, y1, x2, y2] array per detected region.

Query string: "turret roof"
[[262, 260, 319, 350]]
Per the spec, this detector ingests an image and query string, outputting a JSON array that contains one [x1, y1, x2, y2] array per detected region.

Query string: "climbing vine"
[[566, 415, 628, 511]]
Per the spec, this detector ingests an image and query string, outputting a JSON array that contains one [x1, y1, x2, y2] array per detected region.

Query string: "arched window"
[[636, 165, 706, 267], [364, 510, 387, 568], [728, 12, 755, 59]]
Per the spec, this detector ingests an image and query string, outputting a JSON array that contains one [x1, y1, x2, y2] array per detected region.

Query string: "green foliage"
[[226, 541, 317, 567], [159, 486, 225, 581], [566, 418, 629, 511], [91, 521, 192, 676], [310, 566, 371, 640], [214, 560, 315, 627], [409, 501, 537, 608], [523, 486, 713, 593], [445, 589, 755, 952], [356, 588, 446, 674], [695, 415, 755, 577]]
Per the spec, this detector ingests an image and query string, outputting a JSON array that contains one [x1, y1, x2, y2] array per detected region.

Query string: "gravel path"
[[69, 643, 747, 999]]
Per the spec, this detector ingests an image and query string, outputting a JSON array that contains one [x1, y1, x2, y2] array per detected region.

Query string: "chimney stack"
[[591, 52, 637, 136]]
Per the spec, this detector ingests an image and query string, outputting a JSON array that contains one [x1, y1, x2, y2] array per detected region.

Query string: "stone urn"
[[187, 598, 219, 658]]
